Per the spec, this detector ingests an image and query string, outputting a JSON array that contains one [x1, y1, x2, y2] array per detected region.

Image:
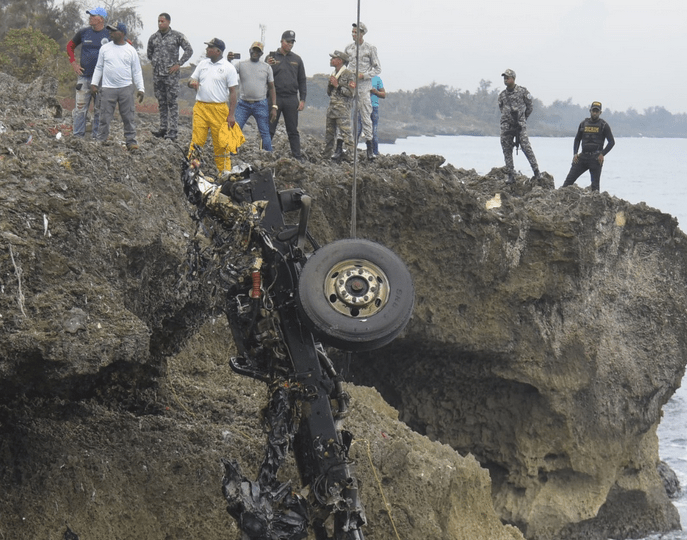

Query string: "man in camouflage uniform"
[[323, 50, 356, 162], [147, 13, 193, 141], [498, 69, 541, 184], [344, 22, 382, 160]]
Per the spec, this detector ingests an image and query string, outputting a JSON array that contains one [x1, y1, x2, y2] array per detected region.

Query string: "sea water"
[[379, 135, 687, 539]]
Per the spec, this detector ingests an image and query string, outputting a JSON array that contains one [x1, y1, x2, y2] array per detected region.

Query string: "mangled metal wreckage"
[[182, 148, 414, 540]]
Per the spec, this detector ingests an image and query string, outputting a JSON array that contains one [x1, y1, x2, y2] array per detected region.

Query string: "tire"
[[297, 239, 414, 352]]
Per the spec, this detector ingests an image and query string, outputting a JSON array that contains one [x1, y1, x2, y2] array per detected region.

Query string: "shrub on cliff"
[[0, 27, 70, 85]]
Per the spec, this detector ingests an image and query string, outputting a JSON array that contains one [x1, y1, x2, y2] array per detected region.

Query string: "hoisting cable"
[[350, 0, 362, 238]]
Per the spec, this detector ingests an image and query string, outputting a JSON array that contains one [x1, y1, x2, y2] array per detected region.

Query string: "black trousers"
[[563, 152, 604, 191], [269, 94, 301, 158]]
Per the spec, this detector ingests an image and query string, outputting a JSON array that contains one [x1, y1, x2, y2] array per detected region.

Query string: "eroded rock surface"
[[1, 72, 684, 540]]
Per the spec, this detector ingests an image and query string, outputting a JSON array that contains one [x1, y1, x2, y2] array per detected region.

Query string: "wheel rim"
[[324, 259, 390, 318]]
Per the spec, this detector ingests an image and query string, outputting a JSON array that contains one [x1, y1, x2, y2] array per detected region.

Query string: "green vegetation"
[[307, 75, 687, 138], [0, 0, 144, 50], [0, 0, 685, 138], [0, 28, 71, 83]]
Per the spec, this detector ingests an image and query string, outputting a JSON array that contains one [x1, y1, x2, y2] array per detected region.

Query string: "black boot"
[[331, 139, 344, 162], [505, 172, 516, 185], [366, 140, 375, 160], [151, 128, 166, 138]]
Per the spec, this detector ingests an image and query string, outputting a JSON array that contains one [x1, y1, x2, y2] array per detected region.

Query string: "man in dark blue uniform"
[[562, 101, 615, 192]]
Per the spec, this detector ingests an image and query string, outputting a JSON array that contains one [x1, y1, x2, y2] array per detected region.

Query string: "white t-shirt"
[[190, 57, 238, 103], [91, 41, 144, 91]]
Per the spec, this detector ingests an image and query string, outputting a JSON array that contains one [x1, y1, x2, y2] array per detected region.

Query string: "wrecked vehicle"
[[181, 149, 415, 539]]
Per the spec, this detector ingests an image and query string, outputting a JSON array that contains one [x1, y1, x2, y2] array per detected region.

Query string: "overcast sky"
[[130, 0, 687, 114]]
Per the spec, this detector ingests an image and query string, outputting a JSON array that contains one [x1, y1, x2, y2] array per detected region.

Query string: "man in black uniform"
[[266, 30, 307, 161], [562, 101, 615, 192]]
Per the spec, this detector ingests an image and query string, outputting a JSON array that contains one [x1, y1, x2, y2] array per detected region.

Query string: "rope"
[[353, 439, 402, 539]]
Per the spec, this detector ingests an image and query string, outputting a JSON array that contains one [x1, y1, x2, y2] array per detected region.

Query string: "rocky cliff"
[[0, 73, 684, 540]]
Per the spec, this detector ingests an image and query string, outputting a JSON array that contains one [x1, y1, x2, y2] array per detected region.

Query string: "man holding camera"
[[266, 30, 307, 162], [498, 69, 540, 184]]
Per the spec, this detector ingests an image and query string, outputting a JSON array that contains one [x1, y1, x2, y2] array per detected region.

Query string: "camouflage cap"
[[250, 41, 264, 52], [352, 22, 368, 34], [501, 69, 516, 78], [590, 101, 602, 111], [329, 50, 350, 63]]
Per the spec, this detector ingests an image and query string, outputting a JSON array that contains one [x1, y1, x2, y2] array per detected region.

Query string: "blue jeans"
[[235, 99, 273, 151], [357, 106, 380, 154], [73, 75, 101, 138], [371, 107, 379, 154]]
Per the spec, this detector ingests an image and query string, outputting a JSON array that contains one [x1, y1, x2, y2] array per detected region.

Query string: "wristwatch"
[[272, 105, 278, 109]]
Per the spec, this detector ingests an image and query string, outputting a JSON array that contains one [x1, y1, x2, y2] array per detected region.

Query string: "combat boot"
[[331, 139, 344, 163], [531, 169, 542, 181], [506, 172, 516, 185], [366, 140, 375, 160], [151, 128, 166, 138]]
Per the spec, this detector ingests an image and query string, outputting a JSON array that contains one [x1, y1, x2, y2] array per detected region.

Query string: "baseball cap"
[[329, 50, 350, 62], [281, 30, 296, 42], [106, 22, 127, 34], [204, 38, 226, 52], [250, 41, 264, 52], [502, 69, 516, 78], [86, 7, 107, 18], [352, 22, 368, 34], [590, 101, 602, 111]]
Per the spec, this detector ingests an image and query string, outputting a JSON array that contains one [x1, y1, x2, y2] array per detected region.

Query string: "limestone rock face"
[[0, 72, 683, 540], [343, 166, 687, 539]]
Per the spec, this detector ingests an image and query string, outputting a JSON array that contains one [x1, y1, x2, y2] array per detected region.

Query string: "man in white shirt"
[[188, 38, 242, 175], [90, 22, 145, 151]]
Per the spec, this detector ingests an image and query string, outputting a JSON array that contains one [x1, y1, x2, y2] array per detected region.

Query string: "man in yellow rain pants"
[[187, 38, 244, 176]]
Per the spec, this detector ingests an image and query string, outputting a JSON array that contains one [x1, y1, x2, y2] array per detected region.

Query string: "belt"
[[241, 99, 265, 104]]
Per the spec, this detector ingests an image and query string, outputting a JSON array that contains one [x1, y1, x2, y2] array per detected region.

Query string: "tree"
[[0, 0, 144, 50], [94, 0, 144, 50], [0, 0, 78, 47], [411, 83, 459, 119], [0, 27, 70, 83]]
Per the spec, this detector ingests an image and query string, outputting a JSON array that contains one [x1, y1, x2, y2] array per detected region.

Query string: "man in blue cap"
[[90, 22, 145, 151], [66, 6, 110, 138]]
